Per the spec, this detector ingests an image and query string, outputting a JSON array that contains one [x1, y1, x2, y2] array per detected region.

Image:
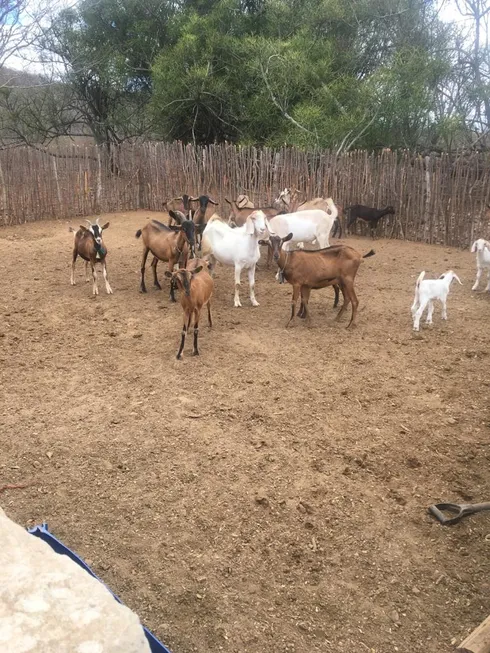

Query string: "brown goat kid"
[[69, 219, 113, 296], [165, 259, 213, 359], [135, 213, 196, 300], [267, 233, 374, 327]]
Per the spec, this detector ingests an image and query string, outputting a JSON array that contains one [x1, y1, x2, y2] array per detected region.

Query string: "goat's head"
[[261, 229, 293, 262], [471, 238, 490, 253], [180, 218, 196, 254], [246, 210, 267, 237], [82, 218, 109, 254], [440, 270, 463, 286], [165, 266, 203, 297], [190, 195, 218, 211], [274, 188, 291, 208]]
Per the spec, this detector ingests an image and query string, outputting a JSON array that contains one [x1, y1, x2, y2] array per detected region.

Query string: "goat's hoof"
[[139, 287, 147, 294], [234, 302, 242, 308], [107, 289, 113, 295], [176, 353, 183, 360], [192, 351, 200, 357], [251, 300, 259, 307]]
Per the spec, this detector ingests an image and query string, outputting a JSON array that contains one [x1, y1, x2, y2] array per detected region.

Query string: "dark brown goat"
[[266, 233, 374, 327], [345, 204, 395, 239], [189, 195, 218, 248], [135, 212, 196, 300], [165, 258, 213, 359], [69, 218, 113, 296], [165, 194, 192, 226]]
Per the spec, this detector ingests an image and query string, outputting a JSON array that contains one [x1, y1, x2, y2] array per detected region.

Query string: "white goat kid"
[[266, 205, 337, 251], [201, 210, 267, 307], [470, 238, 490, 291], [411, 270, 462, 331]]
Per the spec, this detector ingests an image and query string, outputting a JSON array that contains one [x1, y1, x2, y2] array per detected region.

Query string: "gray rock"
[[0, 507, 151, 653]]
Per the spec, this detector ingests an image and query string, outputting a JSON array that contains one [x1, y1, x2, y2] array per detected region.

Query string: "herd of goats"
[[69, 188, 490, 359]]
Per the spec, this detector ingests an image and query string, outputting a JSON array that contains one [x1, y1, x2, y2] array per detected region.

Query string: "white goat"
[[411, 270, 462, 331], [470, 238, 490, 291], [201, 210, 267, 307], [266, 204, 337, 251]]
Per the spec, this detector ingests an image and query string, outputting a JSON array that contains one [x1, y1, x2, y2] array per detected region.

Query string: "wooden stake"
[[457, 615, 490, 653]]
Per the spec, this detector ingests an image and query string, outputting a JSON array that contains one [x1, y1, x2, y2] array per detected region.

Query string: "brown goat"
[[135, 214, 196, 300], [189, 195, 219, 248], [165, 194, 192, 226], [165, 258, 213, 359], [266, 233, 374, 327], [69, 218, 113, 296]]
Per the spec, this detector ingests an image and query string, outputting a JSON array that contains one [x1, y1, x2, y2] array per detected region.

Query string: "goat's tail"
[[135, 229, 142, 239], [68, 226, 77, 237], [416, 271, 425, 287], [362, 249, 375, 258]]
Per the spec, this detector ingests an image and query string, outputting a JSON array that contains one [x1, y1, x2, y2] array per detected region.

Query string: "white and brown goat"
[[69, 218, 113, 296]]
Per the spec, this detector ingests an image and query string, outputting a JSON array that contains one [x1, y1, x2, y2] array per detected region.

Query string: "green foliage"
[[1, 0, 487, 152]]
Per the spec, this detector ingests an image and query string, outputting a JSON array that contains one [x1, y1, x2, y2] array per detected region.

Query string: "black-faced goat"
[[69, 218, 113, 296], [189, 195, 219, 248], [265, 233, 374, 328], [136, 211, 196, 300]]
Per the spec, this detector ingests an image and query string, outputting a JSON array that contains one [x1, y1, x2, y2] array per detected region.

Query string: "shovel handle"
[[429, 502, 490, 526]]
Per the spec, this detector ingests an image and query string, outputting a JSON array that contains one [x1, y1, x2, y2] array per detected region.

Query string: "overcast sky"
[[3, 0, 486, 75]]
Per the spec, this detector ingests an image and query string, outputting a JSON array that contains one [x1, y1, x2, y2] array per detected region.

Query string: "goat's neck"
[[276, 249, 291, 274]]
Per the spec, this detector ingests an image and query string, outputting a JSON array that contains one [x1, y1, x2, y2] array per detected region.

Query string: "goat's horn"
[[85, 219, 92, 226], [95, 217, 100, 225]]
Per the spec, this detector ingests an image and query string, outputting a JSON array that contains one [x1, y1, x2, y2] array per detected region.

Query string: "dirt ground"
[[1, 210, 489, 653]]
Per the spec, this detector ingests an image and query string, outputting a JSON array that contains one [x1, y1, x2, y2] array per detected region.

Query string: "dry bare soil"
[[1, 210, 489, 653]]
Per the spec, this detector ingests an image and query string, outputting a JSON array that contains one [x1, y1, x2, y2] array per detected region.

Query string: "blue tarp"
[[28, 523, 172, 653]]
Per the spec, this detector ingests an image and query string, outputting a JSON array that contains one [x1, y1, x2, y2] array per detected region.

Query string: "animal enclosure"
[[0, 211, 489, 653], [1, 143, 490, 247]]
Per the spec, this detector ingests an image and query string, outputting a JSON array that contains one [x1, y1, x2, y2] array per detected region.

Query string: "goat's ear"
[[245, 217, 255, 235], [164, 271, 173, 279], [208, 197, 218, 205], [169, 210, 183, 224], [258, 239, 268, 246], [101, 222, 110, 230], [283, 232, 293, 242], [192, 265, 203, 275], [79, 225, 88, 232]]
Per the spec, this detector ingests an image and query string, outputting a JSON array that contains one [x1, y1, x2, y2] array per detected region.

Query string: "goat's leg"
[[139, 247, 150, 293], [207, 301, 213, 327], [426, 300, 434, 324], [234, 265, 243, 307], [286, 285, 300, 327], [102, 260, 113, 294], [485, 269, 490, 292], [247, 265, 259, 307], [335, 284, 350, 321], [177, 312, 192, 360], [192, 308, 200, 356], [151, 256, 162, 290], [85, 260, 90, 283], [333, 284, 340, 308], [343, 279, 359, 328], [91, 261, 99, 296], [266, 244, 272, 269], [441, 297, 448, 321], [370, 222, 376, 240], [413, 299, 429, 331], [71, 250, 78, 286], [167, 259, 178, 302], [300, 287, 312, 323], [472, 267, 481, 291]]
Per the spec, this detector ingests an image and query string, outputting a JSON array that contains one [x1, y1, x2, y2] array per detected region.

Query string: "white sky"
[[2, 0, 487, 76]]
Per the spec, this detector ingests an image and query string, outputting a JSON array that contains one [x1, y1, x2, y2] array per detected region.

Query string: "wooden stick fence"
[[1, 142, 489, 247]]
